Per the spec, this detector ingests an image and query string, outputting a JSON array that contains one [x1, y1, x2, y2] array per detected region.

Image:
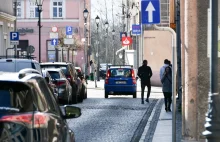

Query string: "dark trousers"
[[90, 73, 94, 81], [163, 92, 172, 109], [141, 82, 151, 101]]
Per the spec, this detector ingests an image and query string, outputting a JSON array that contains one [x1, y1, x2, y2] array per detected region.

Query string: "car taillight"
[[56, 81, 65, 86], [131, 70, 136, 84], [0, 113, 49, 128], [105, 70, 111, 84]]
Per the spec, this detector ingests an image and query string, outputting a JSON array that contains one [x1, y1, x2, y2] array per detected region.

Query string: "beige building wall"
[[0, 0, 16, 56], [143, 31, 172, 86]]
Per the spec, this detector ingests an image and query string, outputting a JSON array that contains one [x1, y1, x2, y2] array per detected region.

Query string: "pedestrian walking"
[[160, 59, 170, 80], [137, 60, 153, 104], [161, 66, 172, 112], [90, 60, 95, 81]]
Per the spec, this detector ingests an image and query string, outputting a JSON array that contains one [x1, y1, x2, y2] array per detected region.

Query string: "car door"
[[37, 78, 67, 142]]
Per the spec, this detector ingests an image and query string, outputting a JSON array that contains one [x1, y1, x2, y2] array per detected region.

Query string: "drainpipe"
[[153, 24, 177, 142]]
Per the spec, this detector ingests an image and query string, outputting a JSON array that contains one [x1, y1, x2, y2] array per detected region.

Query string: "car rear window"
[[0, 62, 15, 72], [41, 65, 68, 75], [48, 71, 60, 79], [109, 68, 132, 78], [0, 82, 34, 114]]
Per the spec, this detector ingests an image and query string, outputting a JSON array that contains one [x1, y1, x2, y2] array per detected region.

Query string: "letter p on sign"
[[10, 32, 19, 41]]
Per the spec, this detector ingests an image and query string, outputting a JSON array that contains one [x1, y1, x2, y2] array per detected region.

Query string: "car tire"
[[81, 84, 87, 99], [133, 92, 137, 98], [105, 91, 108, 98]]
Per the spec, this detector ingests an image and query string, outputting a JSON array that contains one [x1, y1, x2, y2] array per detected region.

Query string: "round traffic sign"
[[51, 26, 58, 32], [26, 45, 35, 54]]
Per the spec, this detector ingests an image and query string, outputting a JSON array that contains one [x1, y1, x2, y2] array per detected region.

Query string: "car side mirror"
[[63, 106, 81, 119], [45, 77, 50, 83]]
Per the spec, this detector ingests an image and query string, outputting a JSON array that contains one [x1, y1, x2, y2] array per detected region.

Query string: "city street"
[[67, 80, 165, 142]]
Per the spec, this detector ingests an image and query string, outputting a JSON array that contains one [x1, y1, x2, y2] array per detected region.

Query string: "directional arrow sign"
[[146, 2, 155, 23], [141, 0, 160, 24]]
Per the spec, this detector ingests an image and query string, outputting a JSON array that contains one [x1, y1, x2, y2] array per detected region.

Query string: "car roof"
[[0, 58, 38, 63], [40, 62, 71, 66], [0, 71, 43, 82]]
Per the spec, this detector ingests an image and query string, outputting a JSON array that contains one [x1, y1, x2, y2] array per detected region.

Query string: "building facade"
[[0, 0, 16, 57], [16, 0, 91, 69]]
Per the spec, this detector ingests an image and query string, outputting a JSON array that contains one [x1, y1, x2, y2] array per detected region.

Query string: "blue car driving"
[[104, 65, 137, 98]]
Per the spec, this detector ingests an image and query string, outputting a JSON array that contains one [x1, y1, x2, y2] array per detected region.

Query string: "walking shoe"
[[145, 98, 149, 103], [168, 108, 171, 112], [165, 108, 168, 112], [141, 100, 144, 104]]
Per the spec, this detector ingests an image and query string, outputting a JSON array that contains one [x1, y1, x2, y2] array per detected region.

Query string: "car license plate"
[[116, 81, 126, 84]]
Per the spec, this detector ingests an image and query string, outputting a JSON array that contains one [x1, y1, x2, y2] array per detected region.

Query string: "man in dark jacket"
[[137, 60, 153, 104]]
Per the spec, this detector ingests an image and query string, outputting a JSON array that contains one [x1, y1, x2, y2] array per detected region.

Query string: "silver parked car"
[[45, 68, 73, 104]]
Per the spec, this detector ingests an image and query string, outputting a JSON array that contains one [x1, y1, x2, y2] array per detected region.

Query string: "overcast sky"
[[91, 0, 123, 26]]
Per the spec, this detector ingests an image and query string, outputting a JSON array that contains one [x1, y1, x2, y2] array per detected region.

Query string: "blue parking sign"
[[66, 26, 73, 35], [10, 32, 19, 41]]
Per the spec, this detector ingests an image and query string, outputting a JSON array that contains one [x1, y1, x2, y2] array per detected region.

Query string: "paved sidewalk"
[[152, 104, 172, 142]]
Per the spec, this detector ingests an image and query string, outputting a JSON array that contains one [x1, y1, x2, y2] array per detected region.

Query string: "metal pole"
[[176, 0, 182, 104], [136, 34, 138, 68], [203, 0, 220, 141], [97, 26, 100, 81], [113, 36, 115, 65], [153, 24, 177, 142], [84, 24, 87, 76], [14, 1, 17, 58], [38, 5, 42, 63]]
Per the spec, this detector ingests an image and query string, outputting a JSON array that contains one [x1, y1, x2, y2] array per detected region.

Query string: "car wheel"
[[105, 91, 108, 98], [133, 92, 137, 98]]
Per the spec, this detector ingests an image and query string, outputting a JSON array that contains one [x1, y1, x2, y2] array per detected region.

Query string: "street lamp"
[[104, 21, 109, 69], [83, 8, 89, 78], [112, 29, 115, 65], [36, 0, 43, 62], [95, 15, 100, 81]]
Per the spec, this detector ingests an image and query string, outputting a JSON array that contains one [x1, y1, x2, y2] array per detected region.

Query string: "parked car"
[[0, 70, 81, 142], [0, 58, 42, 75], [40, 62, 86, 103], [104, 65, 137, 98], [45, 68, 73, 104], [42, 69, 58, 100]]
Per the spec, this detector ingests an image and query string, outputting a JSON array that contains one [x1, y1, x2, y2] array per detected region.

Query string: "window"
[[28, 1, 39, 18], [16, 1, 24, 18], [53, 1, 63, 18]]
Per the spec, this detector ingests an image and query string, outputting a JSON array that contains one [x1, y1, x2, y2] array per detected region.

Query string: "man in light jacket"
[[160, 59, 170, 81]]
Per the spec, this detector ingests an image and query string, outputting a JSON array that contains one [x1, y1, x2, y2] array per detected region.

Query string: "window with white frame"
[[52, 0, 63, 18], [16, 1, 24, 18], [28, 1, 39, 18]]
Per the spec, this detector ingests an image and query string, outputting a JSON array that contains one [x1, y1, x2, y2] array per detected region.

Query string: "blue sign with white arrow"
[[141, 0, 160, 24], [51, 39, 58, 46], [66, 26, 73, 35]]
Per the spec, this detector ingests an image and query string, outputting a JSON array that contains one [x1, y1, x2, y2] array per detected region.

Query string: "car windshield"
[[48, 71, 60, 79], [0, 82, 34, 115], [0, 62, 32, 72], [109, 68, 132, 78], [41, 65, 68, 75]]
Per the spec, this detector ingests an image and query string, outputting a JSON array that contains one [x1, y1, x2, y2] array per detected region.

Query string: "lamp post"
[[36, 0, 43, 62], [104, 21, 109, 69], [112, 29, 115, 65], [203, 0, 220, 141], [95, 15, 100, 81], [83, 8, 89, 77]]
